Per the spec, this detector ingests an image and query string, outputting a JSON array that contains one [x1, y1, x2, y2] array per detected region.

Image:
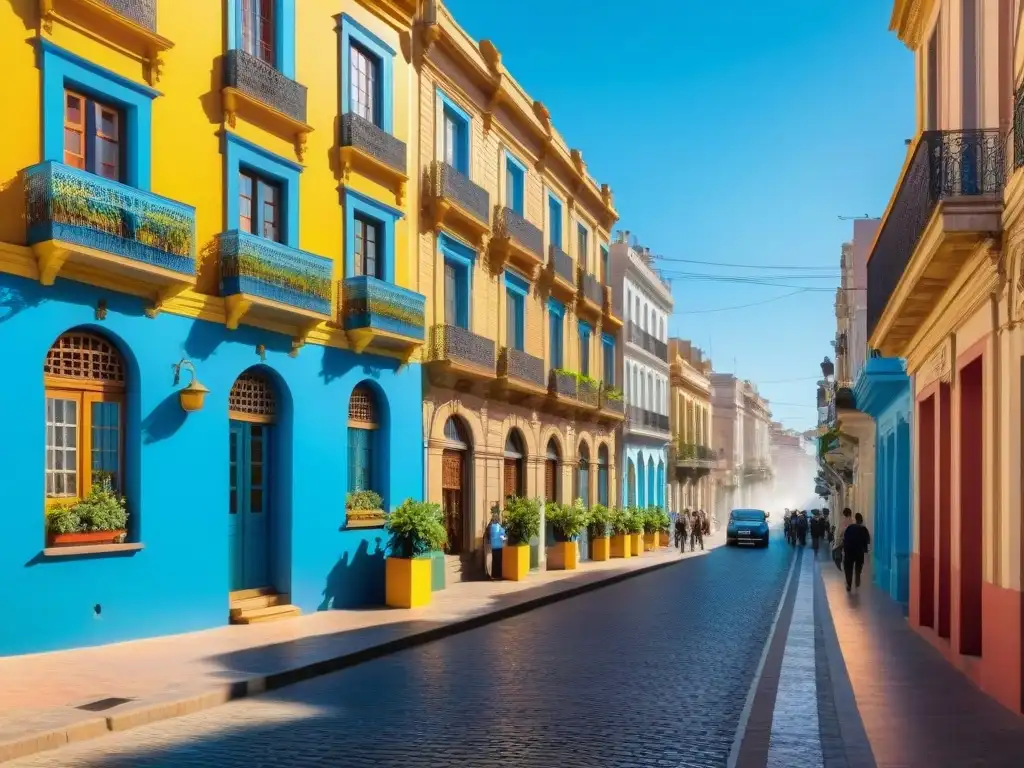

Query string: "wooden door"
[[229, 420, 271, 591]]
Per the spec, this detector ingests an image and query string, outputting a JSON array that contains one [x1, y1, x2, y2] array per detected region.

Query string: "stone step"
[[229, 586, 276, 601], [230, 603, 302, 625], [229, 592, 291, 617]]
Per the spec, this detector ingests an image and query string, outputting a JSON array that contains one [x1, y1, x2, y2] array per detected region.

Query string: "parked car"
[[726, 509, 770, 547]]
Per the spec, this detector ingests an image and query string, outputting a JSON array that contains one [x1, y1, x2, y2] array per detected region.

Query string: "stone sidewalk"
[[0, 536, 721, 764]]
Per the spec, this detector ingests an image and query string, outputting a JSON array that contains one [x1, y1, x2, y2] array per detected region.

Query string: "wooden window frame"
[[62, 89, 124, 182], [354, 214, 381, 279], [63, 90, 86, 170], [239, 169, 283, 243]]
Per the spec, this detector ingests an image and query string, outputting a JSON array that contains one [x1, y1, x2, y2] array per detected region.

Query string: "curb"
[[0, 548, 706, 764]]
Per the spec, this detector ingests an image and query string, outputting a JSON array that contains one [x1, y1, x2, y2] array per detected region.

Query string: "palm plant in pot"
[[502, 496, 540, 581], [609, 507, 632, 559], [546, 499, 589, 571], [588, 503, 611, 561], [46, 477, 128, 548], [384, 499, 447, 608]]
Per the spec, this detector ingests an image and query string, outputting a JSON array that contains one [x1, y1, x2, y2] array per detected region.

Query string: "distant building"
[[711, 375, 773, 517], [667, 339, 714, 517]]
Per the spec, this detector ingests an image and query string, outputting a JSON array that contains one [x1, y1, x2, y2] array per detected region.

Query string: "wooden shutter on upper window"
[[503, 459, 518, 498], [64, 91, 86, 169], [545, 459, 556, 501]]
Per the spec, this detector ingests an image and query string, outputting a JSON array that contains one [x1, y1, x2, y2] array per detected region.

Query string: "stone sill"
[[42, 542, 145, 558]]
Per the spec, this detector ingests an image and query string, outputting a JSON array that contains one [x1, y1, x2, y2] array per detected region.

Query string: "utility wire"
[[653, 255, 839, 271], [672, 288, 813, 315]]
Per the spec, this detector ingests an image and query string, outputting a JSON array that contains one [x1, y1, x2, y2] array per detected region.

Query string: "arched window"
[[626, 459, 636, 507], [545, 437, 560, 502], [576, 441, 591, 507], [637, 452, 646, 507], [647, 455, 655, 507], [504, 429, 525, 498], [597, 444, 609, 506], [348, 384, 380, 495], [44, 331, 126, 501], [444, 415, 470, 448]]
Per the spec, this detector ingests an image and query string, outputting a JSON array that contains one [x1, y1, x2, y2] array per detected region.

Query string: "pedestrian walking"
[[783, 511, 792, 544], [810, 511, 823, 553], [690, 510, 704, 551], [484, 507, 506, 580], [832, 507, 852, 570], [796, 511, 808, 546], [674, 512, 686, 551], [842, 512, 871, 592]]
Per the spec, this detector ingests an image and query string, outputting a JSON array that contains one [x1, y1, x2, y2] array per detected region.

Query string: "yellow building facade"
[[667, 339, 715, 517], [415, 1, 624, 577], [869, 0, 1024, 716]]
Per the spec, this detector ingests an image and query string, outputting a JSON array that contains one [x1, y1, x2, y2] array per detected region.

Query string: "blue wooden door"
[[229, 420, 271, 591]]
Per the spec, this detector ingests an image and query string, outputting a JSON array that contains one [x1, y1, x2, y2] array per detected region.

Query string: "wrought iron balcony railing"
[[600, 389, 625, 414], [431, 161, 489, 225], [494, 206, 544, 260], [341, 276, 425, 341], [579, 269, 603, 306], [428, 324, 495, 371], [677, 443, 716, 463], [24, 161, 196, 276], [626, 321, 668, 361], [577, 377, 600, 407], [1014, 85, 1024, 172], [223, 49, 307, 124], [98, 0, 156, 30], [549, 369, 578, 399], [548, 244, 574, 286], [218, 230, 332, 315], [867, 129, 1004, 338], [340, 113, 406, 174], [498, 347, 546, 389]]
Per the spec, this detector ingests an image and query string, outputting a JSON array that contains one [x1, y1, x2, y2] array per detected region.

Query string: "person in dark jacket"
[[674, 512, 687, 551], [796, 512, 808, 546], [690, 510, 704, 551], [842, 512, 871, 591], [810, 511, 824, 553]]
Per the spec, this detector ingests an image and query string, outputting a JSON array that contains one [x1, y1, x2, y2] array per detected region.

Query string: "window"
[[545, 438, 560, 502], [439, 91, 470, 175], [241, 0, 275, 64], [597, 444, 609, 507], [350, 44, 377, 124], [63, 90, 122, 181], [441, 234, 474, 329], [548, 194, 562, 248], [505, 270, 528, 352], [548, 299, 564, 369], [348, 384, 379, 495], [341, 15, 395, 132], [239, 170, 281, 242], [505, 152, 525, 215], [44, 332, 126, 504], [504, 431, 525, 498], [602, 334, 615, 386], [579, 321, 592, 377], [576, 442, 590, 507], [600, 245, 609, 284], [577, 224, 589, 272], [354, 215, 381, 278]]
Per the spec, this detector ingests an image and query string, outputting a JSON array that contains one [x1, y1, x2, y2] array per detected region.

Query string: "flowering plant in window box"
[[46, 479, 128, 547], [344, 490, 386, 529]]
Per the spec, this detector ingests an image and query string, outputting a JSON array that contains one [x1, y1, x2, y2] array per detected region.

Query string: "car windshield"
[[731, 511, 765, 522]]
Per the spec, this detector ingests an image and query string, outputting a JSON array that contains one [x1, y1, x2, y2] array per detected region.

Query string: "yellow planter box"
[[385, 556, 431, 608], [610, 533, 631, 558], [630, 533, 643, 556], [644, 532, 657, 551], [591, 536, 610, 561], [502, 543, 531, 581], [547, 541, 579, 570], [659, 531, 670, 547]]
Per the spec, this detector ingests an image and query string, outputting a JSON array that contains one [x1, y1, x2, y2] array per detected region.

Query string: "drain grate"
[[75, 697, 134, 712]]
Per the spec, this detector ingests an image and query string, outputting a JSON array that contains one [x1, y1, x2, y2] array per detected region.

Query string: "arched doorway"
[[576, 441, 591, 507], [627, 459, 636, 507], [504, 429, 526, 498], [598, 444, 609, 506], [441, 415, 471, 556], [637, 451, 646, 507], [647, 456, 655, 508], [228, 370, 277, 592], [544, 437, 561, 502], [656, 461, 665, 508]]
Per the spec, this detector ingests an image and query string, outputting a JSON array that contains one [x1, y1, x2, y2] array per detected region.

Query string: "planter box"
[[345, 508, 386, 529], [659, 531, 670, 548], [385, 556, 431, 608], [630, 533, 643, 556], [643, 532, 657, 552], [546, 540, 578, 571], [430, 550, 446, 591], [610, 533, 632, 558], [502, 543, 531, 581], [47, 530, 126, 547], [591, 536, 610, 561]]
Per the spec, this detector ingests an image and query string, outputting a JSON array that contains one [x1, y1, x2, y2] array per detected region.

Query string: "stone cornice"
[[889, 0, 938, 50]]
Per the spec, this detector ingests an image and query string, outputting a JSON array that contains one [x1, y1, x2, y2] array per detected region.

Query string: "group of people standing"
[[673, 509, 709, 552], [782, 506, 872, 592]]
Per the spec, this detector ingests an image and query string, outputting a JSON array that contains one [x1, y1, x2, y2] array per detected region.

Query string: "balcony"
[[602, 284, 623, 330], [867, 129, 1004, 356], [577, 267, 602, 314], [548, 369, 578, 401], [217, 230, 332, 350], [425, 324, 495, 386], [426, 161, 490, 245], [627, 406, 670, 434], [598, 387, 626, 422], [41, 0, 172, 84], [222, 49, 311, 161], [492, 207, 544, 274], [626, 321, 668, 362], [24, 161, 196, 312], [577, 377, 600, 408], [676, 443, 716, 470], [547, 244, 575, 297], [496, 347, 547, 396], [340, 276, 425, 363], [339, 113, 407, 206]]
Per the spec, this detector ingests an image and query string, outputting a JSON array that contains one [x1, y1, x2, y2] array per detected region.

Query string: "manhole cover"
[[75, 697, 134, 712]]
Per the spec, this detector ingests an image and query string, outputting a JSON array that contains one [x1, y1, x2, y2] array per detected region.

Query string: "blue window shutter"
[[348, 427, 373, 492], [548, 196, 561, 247]]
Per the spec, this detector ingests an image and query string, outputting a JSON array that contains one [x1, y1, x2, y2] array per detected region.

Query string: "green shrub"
[[503, 496, 541, 546], [45, 505, 81, 535], [655, 509, 671, 533], [547, 499, 589, 542], [588, 503, 611, 537], [625, 507, 645, 534], [609, 507, 630, 534], [386, 499, 447, 559], [347, 490, 383, 511]]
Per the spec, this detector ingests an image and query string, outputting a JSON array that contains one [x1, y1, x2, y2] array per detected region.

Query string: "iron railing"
[[549, 369, 578, 398], [431, 161, 489, 225], [580, 269, 603, 306], [24, 161, 196, 276], [677, 443, 715, 464], [626, 406, 670, 432], [498, 347, 546, 389], [548, 244, 574, 286], [627, 321, 668, 361], [600, 389, 625, 414], [495, 206, 543, 260], [218, 230, 331, 315], [1014, 84, 1024, 172], [340, 276, 425, 341], [867, 129, 1004, 337], [577, 377, 600, 407], [98, 0, 156, 30], [223, 49, 308, 124], [428, 324, 495, 371], [340, 113, 406, 173]]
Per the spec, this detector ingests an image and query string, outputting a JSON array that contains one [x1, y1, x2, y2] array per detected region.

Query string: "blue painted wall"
[[855, 357, 911, 612], [0, 272, 422, 656], [619, 440, 667, 508]]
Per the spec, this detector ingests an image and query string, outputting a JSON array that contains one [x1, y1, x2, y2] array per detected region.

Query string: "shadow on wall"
[[319, 342, 392, 384], [319, 536, 387, 611], [0, 283, 41, 324], [141, 390, 187, 444]]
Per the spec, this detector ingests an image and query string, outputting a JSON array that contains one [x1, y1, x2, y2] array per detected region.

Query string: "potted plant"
[[546, 499, 588, 570], [345, 490, 385, 529], [588, 503, 611, 561], [502, 496, 540, 581], [384, 499, 447, 608], [609, 507, 632, 559], [46, 479, 128, 547], [626, 507, 645, 555], [657, 509, 672, 547], [642, 507, 661, 551]]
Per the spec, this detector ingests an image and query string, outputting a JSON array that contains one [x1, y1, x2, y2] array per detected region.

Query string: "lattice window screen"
[[348, 385, 377, 426], [229, 372, 276, 417], [45, 333, 125, 384], [442, 450, 462, 490]]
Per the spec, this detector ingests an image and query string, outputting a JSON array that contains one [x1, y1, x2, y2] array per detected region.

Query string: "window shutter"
[[444, 263, 458, 326]]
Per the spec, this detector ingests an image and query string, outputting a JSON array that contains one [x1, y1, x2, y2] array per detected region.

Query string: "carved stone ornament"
[[931, 345, 950, 384]]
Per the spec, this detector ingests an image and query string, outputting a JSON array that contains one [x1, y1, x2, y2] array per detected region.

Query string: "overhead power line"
[[654, 255, 839, 271], [672, 288, 813, 315]]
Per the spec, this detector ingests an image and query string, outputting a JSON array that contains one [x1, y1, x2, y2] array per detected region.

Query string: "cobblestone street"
[[8, 543, 793, 768]]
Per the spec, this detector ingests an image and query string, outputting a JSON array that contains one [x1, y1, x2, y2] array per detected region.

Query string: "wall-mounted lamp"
[[172, 359, 209, 413]]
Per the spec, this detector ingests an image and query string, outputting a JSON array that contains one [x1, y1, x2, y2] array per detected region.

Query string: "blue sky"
[[445, 0, 915, 430]]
